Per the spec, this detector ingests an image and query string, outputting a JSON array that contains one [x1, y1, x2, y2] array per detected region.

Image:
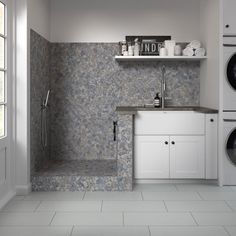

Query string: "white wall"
[[50, 0, 201, 43], [28, 0, 50, 40], [199, 0, 220, 109]]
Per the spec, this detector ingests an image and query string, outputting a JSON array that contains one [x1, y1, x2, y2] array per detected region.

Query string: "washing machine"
[[223, 37, 236, 111], [223, 112, 236, 185]]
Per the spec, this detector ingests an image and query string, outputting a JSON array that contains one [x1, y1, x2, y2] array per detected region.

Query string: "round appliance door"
[[227, 53, 236, 90], [226, 128, 236, 165]]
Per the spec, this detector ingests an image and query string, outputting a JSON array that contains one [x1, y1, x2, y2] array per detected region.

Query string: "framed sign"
[[126, 36, 171, 56]]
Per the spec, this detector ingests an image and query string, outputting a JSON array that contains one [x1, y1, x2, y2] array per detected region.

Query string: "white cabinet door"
[[135, 136, 169, 179], [205, 114, 218, 179], [170, 136, 205, 179], [223, 0, 236, 35]]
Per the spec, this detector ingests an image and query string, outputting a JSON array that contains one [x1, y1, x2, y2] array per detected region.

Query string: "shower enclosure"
[[30, 30, 133, 191]]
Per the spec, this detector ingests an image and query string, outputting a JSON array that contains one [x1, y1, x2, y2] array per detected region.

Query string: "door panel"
[[135, 136, 169, 179], [170, 136, 205, 179], [223, 0, 236, 35]]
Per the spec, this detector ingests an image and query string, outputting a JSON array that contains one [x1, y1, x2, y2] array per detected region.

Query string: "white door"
[[170, 136, 205, 179], [135, 136, 169, 179], [223, 0, 236, 35], [0, 0, 13, 201]]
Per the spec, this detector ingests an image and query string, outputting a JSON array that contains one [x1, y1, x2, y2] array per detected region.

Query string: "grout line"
[[225, 200, 235, 212], [148, 226, 152, 236], [49, 211, 57, 226], [174, 184, 179, 191], [190, 212, 198, 226], [196, 191, 204, 200], [141, 192, 144, 201], [122, 212, 125, 226], [100, 200, 103, 212], [34, 201, 42, 212], [82, 192, 86, 200], [223, 226, 232, 236], [69, 225, 74, 236], [163, 201, 168, 212]]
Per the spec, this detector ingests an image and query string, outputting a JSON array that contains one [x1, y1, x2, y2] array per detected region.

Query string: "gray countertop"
[[116, 106, 218, 115]]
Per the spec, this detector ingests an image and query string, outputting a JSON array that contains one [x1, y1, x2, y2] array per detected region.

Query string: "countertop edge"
[[116, 106, 218, 114]]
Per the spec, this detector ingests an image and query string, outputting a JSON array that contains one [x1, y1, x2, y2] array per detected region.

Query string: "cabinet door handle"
[[226, 24, 230, 28], [210, 119, 214, 122], [171, 141, 175, 145], [165, 141, 168, 145]]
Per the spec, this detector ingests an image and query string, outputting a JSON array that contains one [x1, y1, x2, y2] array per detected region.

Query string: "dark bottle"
[[154, 93, 161, 108]]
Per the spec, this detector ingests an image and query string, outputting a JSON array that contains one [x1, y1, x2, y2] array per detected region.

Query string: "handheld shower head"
[[44, 89, 51, 108]]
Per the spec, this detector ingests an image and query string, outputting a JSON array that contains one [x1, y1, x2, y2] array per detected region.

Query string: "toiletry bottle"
[[134, 38, 140, 56], [154, 93, 161, 108]]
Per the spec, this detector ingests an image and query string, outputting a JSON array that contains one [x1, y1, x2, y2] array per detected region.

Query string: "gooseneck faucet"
[[161, 65, 166, 109]]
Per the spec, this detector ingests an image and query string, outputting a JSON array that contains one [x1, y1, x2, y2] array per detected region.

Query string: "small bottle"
[[134, 38, 140, 56], [154, 93, 161, 108], [128, 42, 134, 56]]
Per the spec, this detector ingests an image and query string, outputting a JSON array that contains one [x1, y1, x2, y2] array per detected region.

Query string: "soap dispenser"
[[154, 93, 161, 108]]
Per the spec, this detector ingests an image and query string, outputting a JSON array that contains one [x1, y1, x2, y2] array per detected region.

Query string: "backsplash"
[[31, 30, 200, 164]]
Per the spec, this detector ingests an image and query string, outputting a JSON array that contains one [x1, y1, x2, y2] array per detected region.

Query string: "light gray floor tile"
[[51, 212, 123, 226], [1, 201, 41, 212], [134, 184, 177, 192], [37, 201, 101, 212], [142, 192, 201, 201], [72, 226, 150, 236], [165, 201, 232, 212], [24, 192, 84, 201], [199, 192, 236, 200], [176, 184, 233, 192], [84, 192, 142, 201], [225, 226, 236, 236], [102, 201, 166, 212], [192, 213, 236, 226], [124, 213, 196, 226], [0, 226, 72, 236], [0, 213, 54, 226], [150, 226, 228, 236]]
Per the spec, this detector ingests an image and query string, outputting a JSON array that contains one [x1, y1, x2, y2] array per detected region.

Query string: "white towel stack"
[[195, 48, 206, 57], [183, 40, 206, 57], [183, 47, 195, 56]]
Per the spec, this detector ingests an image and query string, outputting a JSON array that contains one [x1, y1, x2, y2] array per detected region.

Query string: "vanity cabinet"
[[135, 136, 169, 178], [134, 111, 218, 180], [169, 136, 205, 179], [223, 0, 236, 35]]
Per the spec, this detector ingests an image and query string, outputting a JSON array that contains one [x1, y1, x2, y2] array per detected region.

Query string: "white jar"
[[160, 47, 167, 56], [174, 45, 182, 56], [128, 45, 134, 56]]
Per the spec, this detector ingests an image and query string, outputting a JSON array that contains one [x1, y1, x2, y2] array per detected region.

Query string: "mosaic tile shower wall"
[[30, 30, 51, 173], [31, 30, 200, 164]]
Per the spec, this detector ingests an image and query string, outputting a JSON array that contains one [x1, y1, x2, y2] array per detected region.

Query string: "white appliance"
[[223, 37, 236, 111], [223, 112, 236, 185]]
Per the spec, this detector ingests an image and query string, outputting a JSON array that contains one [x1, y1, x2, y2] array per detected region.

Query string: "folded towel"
[[183, 47, 194, 56], [189, 40, 201, 50], [195, 48, 206, 57]]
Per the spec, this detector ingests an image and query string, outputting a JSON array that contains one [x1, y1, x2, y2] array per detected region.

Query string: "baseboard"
[[0, 191, 16, 210], [135, 179, 218, 184], [15, 183, 31, 195]]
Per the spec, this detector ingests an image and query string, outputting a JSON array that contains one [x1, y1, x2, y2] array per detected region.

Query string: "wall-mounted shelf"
[[115, 56, 207, 61]]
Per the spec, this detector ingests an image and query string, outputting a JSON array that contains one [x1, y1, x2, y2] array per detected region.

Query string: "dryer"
[[223, 112, 236, 185], [223, 37, 236, 111]]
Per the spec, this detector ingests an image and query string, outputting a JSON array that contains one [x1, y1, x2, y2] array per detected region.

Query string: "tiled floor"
[[0, 184, 236, 235]]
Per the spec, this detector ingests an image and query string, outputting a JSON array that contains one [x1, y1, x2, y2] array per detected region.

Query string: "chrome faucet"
[[161, 65, 166, 109]]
